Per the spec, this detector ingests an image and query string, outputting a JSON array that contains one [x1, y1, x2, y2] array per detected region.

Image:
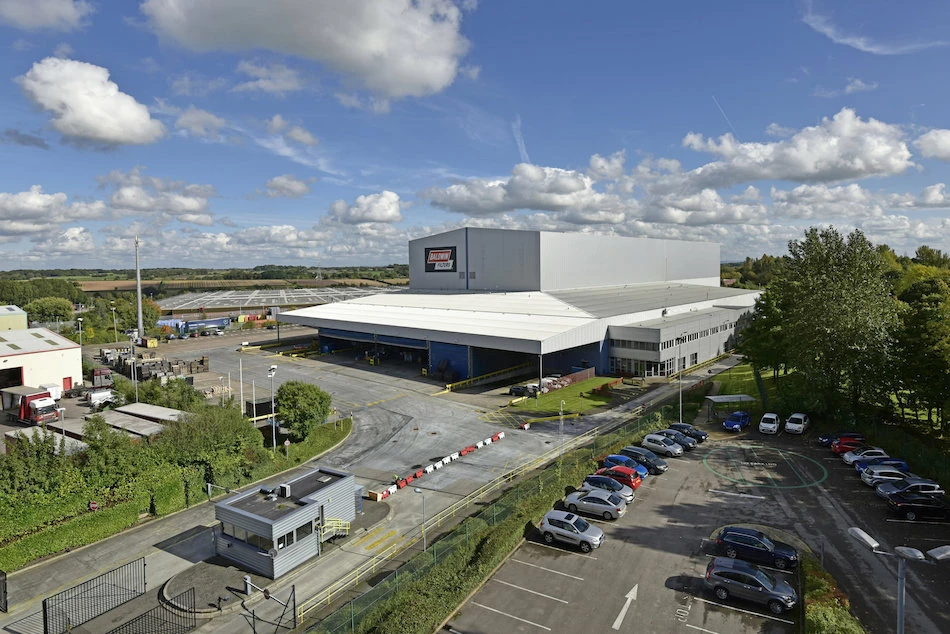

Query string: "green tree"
[[23, 297, 75, 322], [775, 227, 898, 414], [276, 381, 332, 441], [80, 416, 145, 498], [738, 287, 788, 381]]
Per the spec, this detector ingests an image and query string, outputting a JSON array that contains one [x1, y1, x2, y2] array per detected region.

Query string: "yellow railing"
[[443, 362, 533, 392], [321, 519, 350, 539]]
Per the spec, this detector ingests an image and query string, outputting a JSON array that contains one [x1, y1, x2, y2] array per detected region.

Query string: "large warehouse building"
[[279, 228, 760, 381]]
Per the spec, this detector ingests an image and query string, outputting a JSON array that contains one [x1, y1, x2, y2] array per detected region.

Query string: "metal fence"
[[0, 569, 6, 613], [105, 588, 196, 634], [302, 411, 664, 633], [42, 557, 146, 634]]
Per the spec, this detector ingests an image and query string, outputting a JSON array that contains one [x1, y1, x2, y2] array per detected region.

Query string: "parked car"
[[508, 385, 529, 396], [642, 433, 684, 457], [715, 526, 799, 570], [581, 474, 634, 504], [886, 493, 950, 522], [861, 465, 916, 487], [619, 446, 669, 475], [669, 422, 709, 442], [876, 477, 946, 500], [758, 413, 781, 434], [214, 330, 225, 336], [784, 413, 810, 435], [603, 454, 649, 479], [538, 510, 605, 552], [723, 411, 751, 432], [817, 430, 865, 447], [563, 489, 626, 520], [853, 456, 910, 474], [595, 466, 642, 491], [832, 438, 867, 455], [704, 557, 798, 615], [656, 428, 697, 451], [842, 446, 888, 465]]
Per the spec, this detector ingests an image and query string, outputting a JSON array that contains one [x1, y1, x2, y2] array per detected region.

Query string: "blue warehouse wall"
[[471, 347, 529, 376], [429, 342, 470, 381]]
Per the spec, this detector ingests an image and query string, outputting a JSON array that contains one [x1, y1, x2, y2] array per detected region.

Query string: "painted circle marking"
[[703, 445, 828, 488]]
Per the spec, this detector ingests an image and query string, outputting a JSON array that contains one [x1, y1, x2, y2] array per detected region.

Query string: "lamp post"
[[848, 527, 950, 634], [77, 317, 84, 347], [267, 365, 277, 453], [110, 306, 118, 343], [678, 331, 687, 425], [559, 400, 566, 458], [414, 488, 426, 551]]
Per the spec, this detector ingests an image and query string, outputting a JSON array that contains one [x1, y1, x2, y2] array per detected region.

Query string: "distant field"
[[78, 278, 398, 291]]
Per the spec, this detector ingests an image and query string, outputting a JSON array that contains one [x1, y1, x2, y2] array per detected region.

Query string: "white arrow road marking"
[[611, 584, 638, 630]]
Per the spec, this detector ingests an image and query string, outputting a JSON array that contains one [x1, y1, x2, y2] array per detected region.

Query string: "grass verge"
[[802, 553, 865, 633]]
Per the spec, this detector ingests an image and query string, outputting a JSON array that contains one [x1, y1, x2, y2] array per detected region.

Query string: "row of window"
[[221, 520, 315, 552], [609, 352, 699, 377], [613, 321, 735, 353]]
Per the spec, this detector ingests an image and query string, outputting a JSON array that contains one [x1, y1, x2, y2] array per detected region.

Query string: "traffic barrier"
[[415, 469, 424, 479], [396, 479, 408, 489], [476, 440, 484, 448], [451, 452, 460, 461], [520, 422, 530, 430], [460, 448, 470, 457], [405, 475, 414, 485], [424, 465, 435, 474], [434, 461, 443, 469], [387, 485, 397, 495], [484, 437, 493, 444]]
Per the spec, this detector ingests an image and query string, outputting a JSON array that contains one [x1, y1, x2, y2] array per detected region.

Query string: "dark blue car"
[[817, 431, 865, 447], [715, 526, 799, 570], [723, 411, 751, 432], [669, 422, 709, 442], [604, 454, 649, 479], [853, 456, 909, 474]]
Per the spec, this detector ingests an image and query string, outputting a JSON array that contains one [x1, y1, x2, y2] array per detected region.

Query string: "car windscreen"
[[572, 516, 591, 532], [754, 568, 776, 588], [637, 448, 658, 460], [607, 494, 622, 506]]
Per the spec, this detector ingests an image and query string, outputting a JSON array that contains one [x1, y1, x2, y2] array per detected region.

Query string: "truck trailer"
[[1, 386, 59, 425]]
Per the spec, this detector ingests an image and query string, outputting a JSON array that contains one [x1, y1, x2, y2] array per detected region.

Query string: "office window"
[[277, 531, 294, 550], [296, 521, 314, 542]]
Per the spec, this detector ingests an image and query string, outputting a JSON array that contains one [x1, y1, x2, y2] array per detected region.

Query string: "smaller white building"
[[0, 328, 82, 392]]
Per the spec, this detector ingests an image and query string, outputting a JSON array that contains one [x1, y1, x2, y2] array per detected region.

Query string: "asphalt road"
[[448, 426, 950, 634]]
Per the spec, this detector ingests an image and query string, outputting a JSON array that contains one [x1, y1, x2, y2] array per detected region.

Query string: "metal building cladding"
[[214, 467, 357, 579], [0, 326, 83, 393], [278, 228, 761, 380]]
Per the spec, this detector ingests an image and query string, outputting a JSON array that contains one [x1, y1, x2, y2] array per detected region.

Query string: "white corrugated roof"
[[0, 328, 77, 357]]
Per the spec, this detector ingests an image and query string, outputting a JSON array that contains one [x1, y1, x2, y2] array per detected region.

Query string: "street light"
[[267, 365, 277, 454], [678, 331, 687, 425], [110, 305, 118, 343], [77, 317, 84, 347], [559, 400, 566, 458], [849, 527, 950, 634], [414, 488, 426, 551]]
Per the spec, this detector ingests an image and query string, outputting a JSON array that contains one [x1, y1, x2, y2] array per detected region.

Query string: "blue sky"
[[2, 0, 950, 269]]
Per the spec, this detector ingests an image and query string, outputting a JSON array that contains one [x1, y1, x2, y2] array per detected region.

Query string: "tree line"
[[739, 227, 950, 433]]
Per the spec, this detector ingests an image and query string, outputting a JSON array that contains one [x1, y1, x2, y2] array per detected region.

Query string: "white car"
[[642, 433, 684, 457], [758, 413, 781, 434], [784, 413, 810, 434], [842, 446, 888, 465]]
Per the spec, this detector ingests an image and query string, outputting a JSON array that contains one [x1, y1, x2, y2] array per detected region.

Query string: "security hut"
[[214, 467, 356, 579]]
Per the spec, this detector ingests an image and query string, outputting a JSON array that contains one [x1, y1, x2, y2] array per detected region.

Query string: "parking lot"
[[448, 426, 950, 634]]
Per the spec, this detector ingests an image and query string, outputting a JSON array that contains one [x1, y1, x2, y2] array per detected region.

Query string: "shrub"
[[802, 554, 864, 634]]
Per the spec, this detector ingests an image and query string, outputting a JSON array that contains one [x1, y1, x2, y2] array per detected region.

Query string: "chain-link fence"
[[303, 412, 667, 634]]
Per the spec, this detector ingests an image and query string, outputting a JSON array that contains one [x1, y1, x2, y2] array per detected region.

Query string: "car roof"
[[894, 492, 948, 504], [545, 509, 577, 521], [789, 412, 807, 417], [709, 556, 758, 572], [601, 465, 636, 475], [864, 464, 908, 473], [576, 488, 613, 500], [720, 526, 765, 538], [898, 477, 939, 486]]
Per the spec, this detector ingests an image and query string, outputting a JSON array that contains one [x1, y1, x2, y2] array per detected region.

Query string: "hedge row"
[[802, 554, 865, 633]]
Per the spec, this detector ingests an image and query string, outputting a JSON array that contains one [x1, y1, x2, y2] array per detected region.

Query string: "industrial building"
[[214, 467, 357, 578], [0, 327, 83, 392], [279, 228, 760, 381], [0, 306, 27, 331]]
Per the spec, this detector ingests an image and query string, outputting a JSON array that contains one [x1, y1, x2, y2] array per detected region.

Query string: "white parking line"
[[510, 559, 584, 580], [693, 596, 795, 624], [684, 624, 721, 634], [886, 519, 949, 525], [491, 579, 569, 604], [707, 489, 766, 500], [471, 601, 551, 630], [527, 541, 598, 559]]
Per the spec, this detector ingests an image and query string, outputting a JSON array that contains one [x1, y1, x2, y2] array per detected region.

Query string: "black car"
[[508, 385, 529, 396], [886, 492, 950, 521], [715, 526, 799, 570], [656, 428, 698, 450], [669, 422, 709, 442], [817, 430, 865, 447], [619, 445, 668, 474]]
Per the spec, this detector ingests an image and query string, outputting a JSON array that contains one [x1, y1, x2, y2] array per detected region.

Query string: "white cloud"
[[802, 2, 949, 55], [770, 183, 880, 219], [512, 115, 530, 163], [174, 106, 226, 139], [285, 125, 318, 146], [915, 129, 950, 161], [0, 0, 92, 32], [675, 108, 913, 190], [266, 114, 287, 134], [35, 227, 96, 255], [171, 72, 228, 96], [328, 191, 403, 224], [53, 42, 73, 57], [335, 93, 390, 114], [99, 167, 216, 224], [233, 60, 303, 94], [589, 150, 626, 180], [264, 174, 314, 198], [814, 77, 878, 98], [17, 57, 165, 146], [885, 183, 950, 210], [141, 0, 471, 100], [0, 185, 106, 237]]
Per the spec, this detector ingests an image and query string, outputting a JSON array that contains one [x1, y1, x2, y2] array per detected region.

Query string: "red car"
[[596, 466, 642, 491], [832, 439, 866, 455]]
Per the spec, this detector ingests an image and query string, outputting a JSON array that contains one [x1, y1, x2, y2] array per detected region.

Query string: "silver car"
[[538, 510, 605, 552], [876, 477, 946, 500], [861, 466, 915, 487], [642, 433, 684, 457], [563, 489, 626, 520], [656, 428, 697, 450], [580, 475, 635, 504], [842, 446, 887, 465], [704, 557, 798, 615]]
